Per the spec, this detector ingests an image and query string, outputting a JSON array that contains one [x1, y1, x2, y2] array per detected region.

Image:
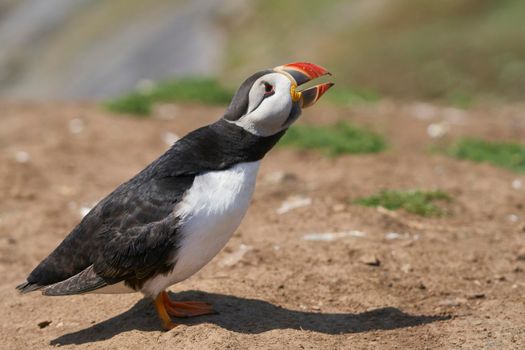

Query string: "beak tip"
[[275, 62, 334, 107]]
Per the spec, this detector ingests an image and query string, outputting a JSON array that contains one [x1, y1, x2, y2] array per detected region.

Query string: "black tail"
[[16, 266, 109, 296], [16, 281, 44, 294], [41, 266, 108, 296]]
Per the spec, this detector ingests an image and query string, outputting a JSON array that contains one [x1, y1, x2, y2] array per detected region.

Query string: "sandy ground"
[[1, 101, 524, 349]]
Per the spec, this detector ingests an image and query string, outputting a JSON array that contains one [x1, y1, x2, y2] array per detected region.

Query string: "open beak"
[[273, 62, 334, 108]]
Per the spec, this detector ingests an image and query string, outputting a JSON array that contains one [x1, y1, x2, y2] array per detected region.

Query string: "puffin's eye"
[[263, 82, 274, 94]]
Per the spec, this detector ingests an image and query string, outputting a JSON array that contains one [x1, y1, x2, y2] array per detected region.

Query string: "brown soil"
[[1, 101, 524, 349]]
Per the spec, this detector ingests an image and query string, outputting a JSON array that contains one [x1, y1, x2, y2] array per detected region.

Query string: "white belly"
[[140, 161, 260, 297]]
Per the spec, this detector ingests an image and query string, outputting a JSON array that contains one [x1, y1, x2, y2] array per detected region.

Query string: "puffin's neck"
[[153, 119, 286, 178], [207, 119, 286, 162]]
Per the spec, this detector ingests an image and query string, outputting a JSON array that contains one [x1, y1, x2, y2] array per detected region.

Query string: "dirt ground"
[[1, 101, 524, 349]]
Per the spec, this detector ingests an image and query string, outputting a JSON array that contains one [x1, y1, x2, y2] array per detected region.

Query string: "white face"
[[229, 73, 300, 137]]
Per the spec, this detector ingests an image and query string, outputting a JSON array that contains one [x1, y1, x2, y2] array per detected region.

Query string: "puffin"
[[17, 62, 334, 330]]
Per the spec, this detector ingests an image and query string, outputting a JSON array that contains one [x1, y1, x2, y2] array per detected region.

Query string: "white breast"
[[140, 161, 260, 297]]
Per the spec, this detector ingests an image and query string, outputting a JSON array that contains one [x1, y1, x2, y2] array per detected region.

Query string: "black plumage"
[[17, 106, 285, 296]]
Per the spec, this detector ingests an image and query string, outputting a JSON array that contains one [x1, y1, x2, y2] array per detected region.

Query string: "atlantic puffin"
[[17, 62, 334, 330]]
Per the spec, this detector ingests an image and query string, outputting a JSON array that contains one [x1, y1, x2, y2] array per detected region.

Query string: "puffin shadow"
[[50, 290, 449, 346]]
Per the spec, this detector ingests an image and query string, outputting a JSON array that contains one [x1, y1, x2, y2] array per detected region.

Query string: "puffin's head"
[[224, 62, 333, 136]]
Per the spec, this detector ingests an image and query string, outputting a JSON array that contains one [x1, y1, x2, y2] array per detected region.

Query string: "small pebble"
[[360, 254, 380, 266], [467, 293, 485, 299], [37, 320, 51, 329], [15, 151, 30, 163], [69, 118, 84, 134], [401, 264, 412, 273], [385, 232, 402, 240], [427, 122, 449, 138], [439, 297, 467, 307], [277, 195, 312, 215], [332, 203, 346, 212], [303, 231, 366, 241]]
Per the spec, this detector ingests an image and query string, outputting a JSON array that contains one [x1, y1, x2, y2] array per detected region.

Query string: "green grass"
[[106, 78, 233, 116], [354, 190, 451, 217], [445, 89, 475, 109], [447, 138, 525, 173], [279, 122, 386, 156], [325, 86, 380, 105]]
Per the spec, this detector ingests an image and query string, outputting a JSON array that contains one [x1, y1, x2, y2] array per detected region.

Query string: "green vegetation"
[[354, 190, 451, 217], [224, 0, 525, 103], [106, 93, 151, 115], [279, 122, 386, 156], [445, 90, 475, 109], [325, 86, 380, 105], [106, 78, 233, 115], [448, 138, 525, 173]]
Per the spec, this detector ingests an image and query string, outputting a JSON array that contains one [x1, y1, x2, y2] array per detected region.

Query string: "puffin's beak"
[[273, 62, 334, 108]]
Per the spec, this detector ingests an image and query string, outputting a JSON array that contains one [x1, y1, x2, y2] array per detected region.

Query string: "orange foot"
[[154, 290, 217, 330]]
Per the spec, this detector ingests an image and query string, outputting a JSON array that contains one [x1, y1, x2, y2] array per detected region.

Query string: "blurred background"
[[2, 1, 525, 348], [1, 0, 524, 104]]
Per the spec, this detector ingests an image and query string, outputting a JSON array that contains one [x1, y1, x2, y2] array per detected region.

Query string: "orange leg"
[[154, 291, 217, 330], [154, 293, 177, 330]]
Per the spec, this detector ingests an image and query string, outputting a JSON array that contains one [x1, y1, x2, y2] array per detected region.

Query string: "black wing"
[[17, 174, 194, 294]]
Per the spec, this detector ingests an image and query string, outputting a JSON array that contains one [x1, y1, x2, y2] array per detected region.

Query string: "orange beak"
[[273, 62, 334, 108]]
